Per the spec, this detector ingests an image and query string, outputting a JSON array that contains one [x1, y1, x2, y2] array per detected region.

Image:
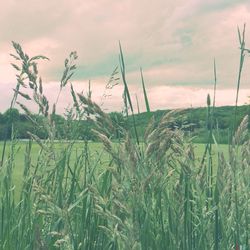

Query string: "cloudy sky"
[[1, 0, 250, 113]]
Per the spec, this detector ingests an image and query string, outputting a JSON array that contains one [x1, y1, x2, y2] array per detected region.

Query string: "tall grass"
[[0, 30, 249, 250], [140, 68, 150, 113]]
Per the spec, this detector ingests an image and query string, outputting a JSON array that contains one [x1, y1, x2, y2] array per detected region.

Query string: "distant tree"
[[3, 108, 20, 124], [0, 124, 5, 140], [1, 108, 20, 139], [19, 113, 28, 122], [16, 121, 33, 139], [0, 113, 4, 124]]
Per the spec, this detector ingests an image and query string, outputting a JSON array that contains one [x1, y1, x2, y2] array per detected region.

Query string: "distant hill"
[[127, 105, 250, 143], [0, 105, 249, 143]]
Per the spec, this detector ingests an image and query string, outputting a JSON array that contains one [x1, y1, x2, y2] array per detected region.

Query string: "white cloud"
[[1, 0, 250, 111], [0, 80, 249, 114]]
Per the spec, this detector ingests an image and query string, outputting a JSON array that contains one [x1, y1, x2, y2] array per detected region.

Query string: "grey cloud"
[[199, 0, 250, 13], [0, 0, 71, 44], [1, 0, 250, 111]]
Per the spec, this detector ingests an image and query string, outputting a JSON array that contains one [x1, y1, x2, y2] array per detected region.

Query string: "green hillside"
[[0, 104, 249, 144], [127, 105, 250, 143]]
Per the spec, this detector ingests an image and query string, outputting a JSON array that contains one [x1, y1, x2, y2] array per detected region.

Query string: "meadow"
[[0, 141, 229, 200], [0, 32, 249, 250]]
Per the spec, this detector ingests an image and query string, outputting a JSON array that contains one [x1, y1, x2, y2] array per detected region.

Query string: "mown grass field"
[[0, 141, 106, 199], [0, 141, 229, 199]]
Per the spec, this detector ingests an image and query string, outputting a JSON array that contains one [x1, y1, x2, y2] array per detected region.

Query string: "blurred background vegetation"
[[0, 104, 249, 144]]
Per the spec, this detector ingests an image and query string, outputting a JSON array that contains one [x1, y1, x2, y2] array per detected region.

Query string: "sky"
[[1, 0, 250, 113]]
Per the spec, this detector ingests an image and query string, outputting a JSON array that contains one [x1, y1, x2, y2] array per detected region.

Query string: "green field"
[[0, 141, 107, 198], [0, 140, 229, 198]]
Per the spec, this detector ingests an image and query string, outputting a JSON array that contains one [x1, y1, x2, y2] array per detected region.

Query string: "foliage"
[[1, 105, 249, 143]]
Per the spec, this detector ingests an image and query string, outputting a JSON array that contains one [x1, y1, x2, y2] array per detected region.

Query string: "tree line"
[[0, 105, 249, 142]]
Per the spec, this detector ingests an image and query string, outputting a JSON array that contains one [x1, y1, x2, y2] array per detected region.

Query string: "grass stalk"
[[140, 67, 150, 113]]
